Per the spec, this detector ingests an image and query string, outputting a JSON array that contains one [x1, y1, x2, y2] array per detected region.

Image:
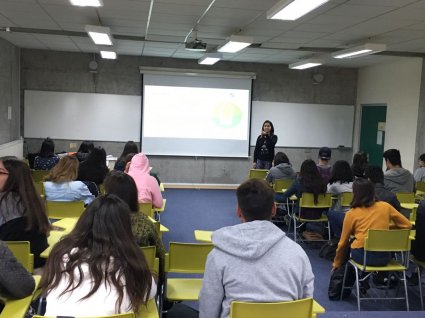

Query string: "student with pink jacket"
[[127, 153, 163, 208]]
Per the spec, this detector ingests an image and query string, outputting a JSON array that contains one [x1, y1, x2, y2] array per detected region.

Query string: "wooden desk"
[[194, 230, 213, 243]]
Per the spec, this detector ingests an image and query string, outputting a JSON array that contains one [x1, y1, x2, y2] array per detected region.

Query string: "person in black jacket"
[[411, 200, 425, 262], [253, 120, 277, 170]]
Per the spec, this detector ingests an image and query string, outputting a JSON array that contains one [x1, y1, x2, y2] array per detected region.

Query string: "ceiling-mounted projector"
[[185, 39, 207, 51]]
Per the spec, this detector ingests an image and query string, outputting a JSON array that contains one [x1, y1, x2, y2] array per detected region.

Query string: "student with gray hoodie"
[[383, 149, 415, 193], [265, 152, 297, 184], [199, 179, 314, 318]]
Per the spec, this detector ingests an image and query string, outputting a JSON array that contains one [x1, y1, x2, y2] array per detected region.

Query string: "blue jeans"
[[328, 210, 346, 238], [351, 248, 391, 266], [256, 159, 272, 170]]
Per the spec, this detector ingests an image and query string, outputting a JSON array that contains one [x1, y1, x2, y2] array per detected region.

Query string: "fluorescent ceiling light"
[[70, 0, 103, 7], [267, 0, 329, 21], [100, 51, 117, 59], [289, 59, 322, 70], [218, 35, 253, 53], [85, 25, 113, 45], [198, 53, 223, 65], [332, 43, 387, 59]]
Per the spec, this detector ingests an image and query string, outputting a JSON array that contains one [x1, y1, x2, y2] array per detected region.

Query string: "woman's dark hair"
[[104, 171, 138, 213], [39, 138, 55, 158], [274, 152, 290, 166], [84, 147, 107, 170], [351, 151, 368, 178], [299, 159, 326, 204], [118, 141, 139, 162], [78, 141, 94, 154], [329, 160, 354, 184], [124, 153, 136, 166], [351, 178, 376, 208], [0, 158, 50, 233], [262, 120, 274, 135], [41, 195, 152, 313]]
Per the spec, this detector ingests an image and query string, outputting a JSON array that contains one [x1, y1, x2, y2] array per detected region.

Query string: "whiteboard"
[[24, 90, 141, 142], [251, 101, 354, 148]]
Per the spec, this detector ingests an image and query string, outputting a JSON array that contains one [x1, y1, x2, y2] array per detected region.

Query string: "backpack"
[[328, 263, 356, 300], [319, 237, 339, 261]]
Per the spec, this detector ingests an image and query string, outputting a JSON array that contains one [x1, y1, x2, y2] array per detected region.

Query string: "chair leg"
[[340, 263, 348, 300], [418, 266, 424, 310], [402, 270, 409, 311], [293, 217, 297, 243], [353, 266, 361, 311], [327, 221, 331, 241]]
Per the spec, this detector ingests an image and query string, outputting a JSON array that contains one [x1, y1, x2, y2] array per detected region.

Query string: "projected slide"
[[143, 86, 249, 140]]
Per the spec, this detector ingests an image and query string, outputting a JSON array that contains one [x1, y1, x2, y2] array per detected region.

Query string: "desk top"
[[400, 203, 419, 210]]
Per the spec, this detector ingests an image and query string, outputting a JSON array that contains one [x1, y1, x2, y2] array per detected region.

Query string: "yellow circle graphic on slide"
[[212, 101, 242, 128]]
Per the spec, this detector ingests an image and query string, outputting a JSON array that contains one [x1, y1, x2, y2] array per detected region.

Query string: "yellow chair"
[[5, 241, 34, 273], [33, 314, 135, 318], [139, 202, 154, 218], [248, 169, 268, 180], [340, 192, 353, 208], [410, 206, 417, 226], [396, 192, 416, 204], [138, 298, 159, 318], [98, 183, 105, 195], [0, 276, 41, 318], [416, 181, 425, 193], [163, 242, 214, 309], [341, 229, 411, 311], [141, 246, 158, 274], [30, 169, 50, 182], [273, 179, 293, 193], [46, 200, 85, 219], [33, 181, 45, 196], [230, 298, 313, 318], [292, 193, 332, 243]]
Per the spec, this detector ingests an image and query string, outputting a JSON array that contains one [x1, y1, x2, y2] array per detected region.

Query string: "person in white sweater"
[[199, 179, 314, 318], [41, 195, 156, 316]]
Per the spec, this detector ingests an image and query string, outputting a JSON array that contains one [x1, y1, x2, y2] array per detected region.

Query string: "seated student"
[[75, 140, 94, 162], [265, 152, 296, 184], [41, 195, 156, 316], [0, 240, 35, 300], [114, 141, 139, 171], [414, 153, 425, 182], [103, 171, 165, 284], [34, 137, 60, 170], [277, 159, 327, 220], [77, 147, 109, 186], [127, 153, 163, 208], [351, 151, 368, 178], [0, 157, 50, 270], [317, 147, 332, 183], [44, 155, 94, 205], [411, 200, 425, 262], [199, 179, 314, 318], [333, 178, 411, 270], [383, 149, 415, 193]]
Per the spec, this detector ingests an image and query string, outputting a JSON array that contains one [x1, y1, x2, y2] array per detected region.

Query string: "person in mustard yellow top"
[[333, 178, 411, 270]]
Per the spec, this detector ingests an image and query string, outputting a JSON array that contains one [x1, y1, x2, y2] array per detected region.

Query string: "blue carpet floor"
[[160, 188, 424, 316]]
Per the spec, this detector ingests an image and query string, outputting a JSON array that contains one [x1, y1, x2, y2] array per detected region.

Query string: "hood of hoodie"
[[128, 153, 150, 174], [276, 163, 295, 175], [212, 221, 285, 260], [385, 167, 412, 185]]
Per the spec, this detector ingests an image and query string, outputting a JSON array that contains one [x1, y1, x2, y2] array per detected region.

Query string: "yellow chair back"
[[364, 229, 411, 252], [416, 181, 425, 193], [340, 192, 353, 207], [141, 246, 156, 272], [46, 200, 85, 219], [33, 181, 45, 196], [33, 314, 135, 318], [5, 241, 34, 273], [30, 169, 50, 182], [230, 298, 313, 318], [248, 169, 268, 180], [396, 192, 416, 204], [273, 179, 293, 192], [165, 242, 214, 274], [139, 202, 154, 218], [299, 193, 332, 209]]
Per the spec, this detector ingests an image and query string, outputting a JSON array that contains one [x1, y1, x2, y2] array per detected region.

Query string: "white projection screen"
[[142, 73, 253, 157]]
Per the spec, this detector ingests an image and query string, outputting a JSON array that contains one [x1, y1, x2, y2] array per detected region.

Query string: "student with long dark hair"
[[114, 141, 139, 171], [278, 159, 327, 219], [41, 195, 156, 316], [351, 151, 368, 178], [76, 140, 94, 162], [0, 157, 50, 269], [327, 160, 354, 196], [104, 170, 165, 283], [333, 178, 411, 270], [253, 120, 278, 170], [77, 147, 109, 185], [34, 137, 60, 170]]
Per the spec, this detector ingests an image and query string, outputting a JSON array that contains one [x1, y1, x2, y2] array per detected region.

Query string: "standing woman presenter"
[[253, 120, 278, 170]]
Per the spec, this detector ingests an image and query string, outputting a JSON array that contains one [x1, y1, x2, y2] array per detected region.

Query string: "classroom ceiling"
[[1, 0, 425, 68]]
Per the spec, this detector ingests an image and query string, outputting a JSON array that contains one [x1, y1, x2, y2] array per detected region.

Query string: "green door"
[[359, 105, 387, 167]]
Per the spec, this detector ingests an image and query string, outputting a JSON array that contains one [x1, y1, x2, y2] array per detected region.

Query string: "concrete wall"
[[0, 38, 20, 144], [21, 49, 358, 183], [355, 57, 423, 172]]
